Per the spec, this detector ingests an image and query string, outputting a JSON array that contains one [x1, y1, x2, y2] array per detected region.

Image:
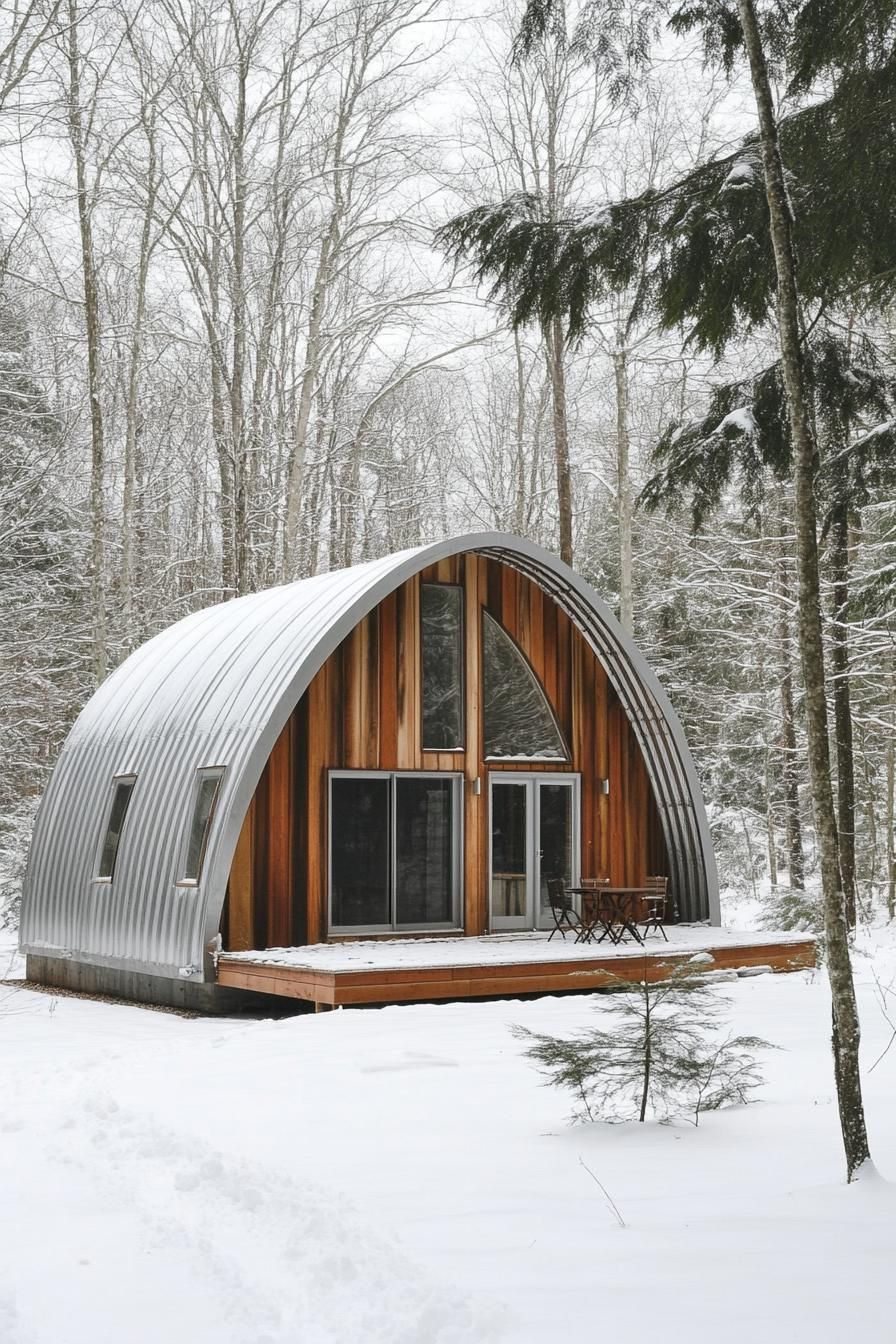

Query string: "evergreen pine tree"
[[440, 0, 895, 1180], [515, 955, 772, 1125]]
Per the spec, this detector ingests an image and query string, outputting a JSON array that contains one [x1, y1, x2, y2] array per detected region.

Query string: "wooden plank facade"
[[220, 552, 667, 953]]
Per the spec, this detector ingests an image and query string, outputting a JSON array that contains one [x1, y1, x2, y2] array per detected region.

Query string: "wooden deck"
[[216, 930, 816, 1009]]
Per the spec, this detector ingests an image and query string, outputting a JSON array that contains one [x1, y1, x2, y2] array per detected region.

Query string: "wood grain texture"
[[217, 938, 816, 1005], [222, 553, 669, 952], [226, 799, 255, 950], [265, 720, 293, 947], [378, 592, 398, 770], [464, 553, 484, 933]]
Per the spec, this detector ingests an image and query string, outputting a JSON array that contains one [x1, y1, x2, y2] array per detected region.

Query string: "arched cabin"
[[21, 533, 737, 1011]]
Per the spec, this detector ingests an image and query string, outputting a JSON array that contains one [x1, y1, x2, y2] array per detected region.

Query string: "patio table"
[[569, 886, 654, 946]]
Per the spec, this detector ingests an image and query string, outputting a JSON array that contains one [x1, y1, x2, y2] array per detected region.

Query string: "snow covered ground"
[[2, 921, 895, 1344]]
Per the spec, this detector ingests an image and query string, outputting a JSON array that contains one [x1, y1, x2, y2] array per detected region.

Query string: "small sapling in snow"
[[514, 954, 774, 1125]]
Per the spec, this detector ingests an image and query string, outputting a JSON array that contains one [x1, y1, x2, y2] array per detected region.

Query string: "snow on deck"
[[220, 925, 814, 974]]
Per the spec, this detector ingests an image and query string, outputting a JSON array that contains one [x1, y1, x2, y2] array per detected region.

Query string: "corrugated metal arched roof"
[[20, 533, 719, 980]]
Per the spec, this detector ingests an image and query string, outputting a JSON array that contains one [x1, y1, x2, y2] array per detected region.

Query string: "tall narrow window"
[[395, 776, 454, 925], [97, 776, 136, 880], [180, 768, 224, 883], [330, 775, 391, 928], [421, 583, 463, 750], [482, 611, 568, 760]]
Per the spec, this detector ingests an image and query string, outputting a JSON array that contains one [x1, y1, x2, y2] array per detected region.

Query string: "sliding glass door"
[[395, 776, 455, 925], [330, 776, 391, 929], [330, 772, 461, 934], [489, 775, 579, 931]]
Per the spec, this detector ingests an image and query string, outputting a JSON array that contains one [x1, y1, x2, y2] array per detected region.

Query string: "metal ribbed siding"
[[20, 533, 719, 982]]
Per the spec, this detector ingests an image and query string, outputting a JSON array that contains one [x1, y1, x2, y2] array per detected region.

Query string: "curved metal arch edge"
[[197, 533, 720, 977]]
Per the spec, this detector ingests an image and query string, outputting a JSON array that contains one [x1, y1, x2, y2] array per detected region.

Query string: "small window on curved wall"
[[482, 611, 568, 760], [179, 767, 225, 884], [421, 583, 464, 750], [96, 776, 136, 880]]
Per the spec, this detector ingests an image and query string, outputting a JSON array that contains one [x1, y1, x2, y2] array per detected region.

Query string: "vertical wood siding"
[[222, 553, 667, 950]]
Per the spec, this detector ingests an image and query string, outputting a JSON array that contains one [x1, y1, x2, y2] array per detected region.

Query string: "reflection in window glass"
[[97, 777, 136, 879], [421, 584, 463, 750], [330, 776, 391, 927], [182, 770, 224, 882], [538, 782, 574, 914], [330, 773, 459, 931], [395, 777, 454, 925], [490, 781, 527, 919], [482, 612, 567, 759]]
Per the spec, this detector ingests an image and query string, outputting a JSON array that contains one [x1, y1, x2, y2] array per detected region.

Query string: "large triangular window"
[[482, 611, 568, 760]]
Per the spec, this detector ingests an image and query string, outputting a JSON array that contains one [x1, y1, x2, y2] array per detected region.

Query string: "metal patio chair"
[[640, 875, 669, 941], [546, 878, 582, 941], [573, 877, 610, 943]]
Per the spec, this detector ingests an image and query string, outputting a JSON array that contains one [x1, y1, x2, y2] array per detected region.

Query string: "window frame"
[[328, 769, 464, 935], [481, 609, 571, 762], [176, 765, 226, 888], [420, 581, 465, 753], [94, 774, 137, 883], [488, 770, 581, 931]]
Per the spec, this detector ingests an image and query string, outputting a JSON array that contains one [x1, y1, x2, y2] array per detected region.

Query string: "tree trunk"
[[757, 597, 779, 886], [283, 88, 353, 579], [545, 317, 573, 564], [540, 50, 574, 566], [776, 554, 806, 889], [304, 449, 324, 577], [513, 329, 527, 535], [887, 669, 895, 921], [282, 215, 339, 577], [765, 746, 779, 887], [326, 456, 340, 571], [740, 811, 759, 902], [229, 59, 250, 594], [829, 500, 857, 926], [211, 356, 236, 596], [639, 984, 651, 1123], [612, 339, 634, 632], [737, 0, 871, 1180], [122, 127, 158, 643], [66, 0, 106, 684], [249, 61, 294, 583]]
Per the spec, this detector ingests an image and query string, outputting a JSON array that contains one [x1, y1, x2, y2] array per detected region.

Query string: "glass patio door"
[[490, 780, 530, 929], [489, 776, 578, 931], [536, 780, 576, 930]]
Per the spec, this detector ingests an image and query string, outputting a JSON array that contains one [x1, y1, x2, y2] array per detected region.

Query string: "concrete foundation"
[[24, 954, 289, 1015]]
